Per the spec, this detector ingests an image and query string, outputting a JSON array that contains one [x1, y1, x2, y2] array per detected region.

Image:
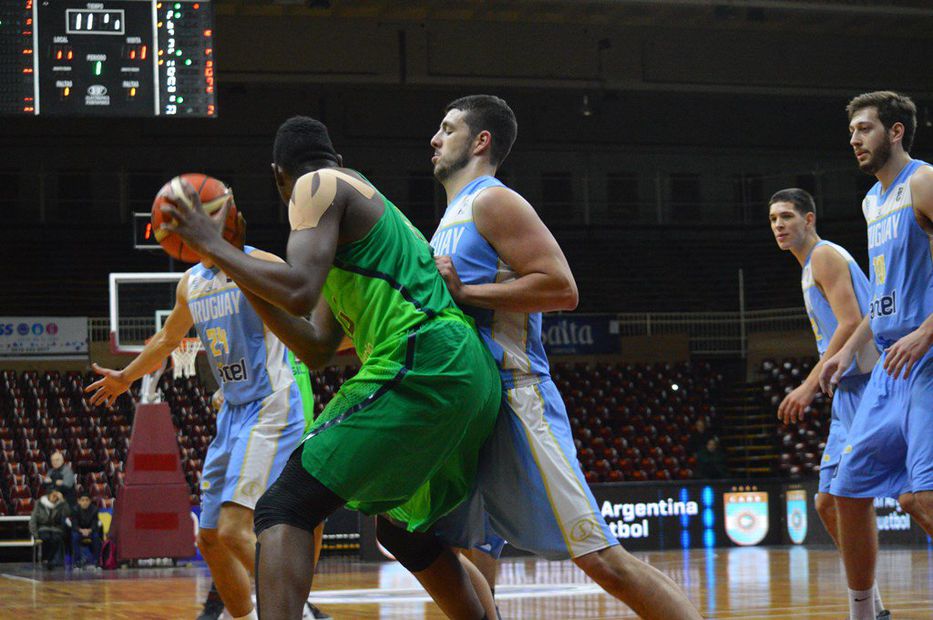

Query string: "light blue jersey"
[[802, 240, 872, 378], [862, 159, 933, 348], [802, 240, 873, 492], [431, 176, 617, 560], [185, 246, 306, 527], [186, 246, 294, 405], [430, 176, 550, 389], [830, 159, 933, 498]]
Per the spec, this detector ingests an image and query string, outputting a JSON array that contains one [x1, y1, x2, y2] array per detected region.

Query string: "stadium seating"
[[0, 361, 735, 509], [758, 357, 827, 478]]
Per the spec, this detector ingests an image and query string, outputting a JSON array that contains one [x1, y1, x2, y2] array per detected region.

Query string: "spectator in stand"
[[69, 493, 102, 570], [44, 450, 77, 510], [686, 418, 717, 457], [694, 439, 730, 480], [29, 490, 71, 569]]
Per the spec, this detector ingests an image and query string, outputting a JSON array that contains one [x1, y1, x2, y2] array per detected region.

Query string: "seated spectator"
[[44, 450, 77, 510], [686, 418, 717, 457], [694, 438, 730, 480], [29, 490, 71, 569], [69, 494, 102, 570]]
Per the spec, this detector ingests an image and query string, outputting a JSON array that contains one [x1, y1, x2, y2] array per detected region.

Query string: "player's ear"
[[336, 154, 344, 167], [473, 130, 492, 158]]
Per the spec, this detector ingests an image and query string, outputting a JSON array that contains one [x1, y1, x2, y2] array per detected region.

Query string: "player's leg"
[[573, 546, 700, 620], [830, 365, 908, 620], [464, 547, 498, 594], [477, 380, 700, 619], [376, 516, 492, 619], [253, 448, 345, 620], [197, 408, 247, 616], [904, 353, 933, 537], [814, 492, 839, 546]]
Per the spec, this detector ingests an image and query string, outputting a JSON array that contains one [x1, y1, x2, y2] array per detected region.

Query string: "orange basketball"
[[151, 173, 238, 263]]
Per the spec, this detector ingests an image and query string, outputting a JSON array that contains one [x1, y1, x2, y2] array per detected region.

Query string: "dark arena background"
[[1, 1, 932, 618]]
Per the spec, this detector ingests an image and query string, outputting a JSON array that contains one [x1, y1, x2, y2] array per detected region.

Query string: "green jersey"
[[287, 350, 315, 431], [323, 192, 460, 363]]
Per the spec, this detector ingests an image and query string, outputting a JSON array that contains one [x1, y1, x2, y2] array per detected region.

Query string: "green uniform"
[[288, 350, 316, 432], [300, 183, 501, 532]]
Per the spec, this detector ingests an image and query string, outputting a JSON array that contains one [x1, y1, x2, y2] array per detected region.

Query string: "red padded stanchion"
[[111, 403, 195, 561]]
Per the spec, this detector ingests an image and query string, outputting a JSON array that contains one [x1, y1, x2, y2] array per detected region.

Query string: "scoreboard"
[[1, 0, 215, 116]]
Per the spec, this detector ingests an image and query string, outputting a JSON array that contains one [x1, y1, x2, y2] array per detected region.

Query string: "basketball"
[[151, 173, 238, 263]]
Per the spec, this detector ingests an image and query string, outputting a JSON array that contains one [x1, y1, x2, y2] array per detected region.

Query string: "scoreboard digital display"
[[0, 0, 215, 116]]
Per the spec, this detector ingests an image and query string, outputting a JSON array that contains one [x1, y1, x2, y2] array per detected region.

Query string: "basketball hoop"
[[171, 338, 203, 379]]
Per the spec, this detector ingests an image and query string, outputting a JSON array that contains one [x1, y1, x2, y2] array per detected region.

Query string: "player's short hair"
[[769, 188, 815, 216], [444, 95, 517, 167], [846, 91, 917, 153], [273, 116, 339, 176]]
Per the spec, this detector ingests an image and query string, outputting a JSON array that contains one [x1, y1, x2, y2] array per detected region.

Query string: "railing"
[[89, 307, 809, 357]]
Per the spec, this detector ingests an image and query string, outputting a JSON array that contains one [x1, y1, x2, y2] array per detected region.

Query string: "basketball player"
[[199, 353, 331, 620], [428, 95, 701, 620], [86, 227, 310, 620], [159, 116, 503, 620], [820, 90, 933, 620], [768, 188, 890, 619]]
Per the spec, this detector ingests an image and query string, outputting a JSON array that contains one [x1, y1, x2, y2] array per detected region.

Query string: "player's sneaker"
[[195, 597, 224, 620], [303, 601, 331, 619], [876, 611, 891, 620]]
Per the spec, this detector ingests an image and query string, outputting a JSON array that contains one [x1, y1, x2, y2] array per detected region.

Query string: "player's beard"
[[433, 145, 471, 182], [859, 138, 892, 175]]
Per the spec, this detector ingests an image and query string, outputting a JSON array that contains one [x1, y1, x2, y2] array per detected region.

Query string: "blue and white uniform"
[[831, 159, 933, 498], [186, 246, 306, 529], [800, 241, 872, 493], [431, 176, 617, 560]]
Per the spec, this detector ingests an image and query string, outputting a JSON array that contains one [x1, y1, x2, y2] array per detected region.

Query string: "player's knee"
[[898, 492, 916, 516], [197, 527, 220, 552], [815, 493, 836, 520], [253, 449, 344, 537], [375, 516, 445, 573], [573, 545, 633, 585], [218, 517, 253, 550]]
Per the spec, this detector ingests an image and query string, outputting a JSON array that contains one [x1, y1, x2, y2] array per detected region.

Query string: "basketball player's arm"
[[86, 276, 194, 406], [778, 248, 862, 422], [884, 168, 933, 379], [159, 176, 339, 317], [238, 250, 344, 369], [435, 187, 578, 312]]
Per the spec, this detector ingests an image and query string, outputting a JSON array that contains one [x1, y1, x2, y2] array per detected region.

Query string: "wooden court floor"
[[1, 546, 932, 619]]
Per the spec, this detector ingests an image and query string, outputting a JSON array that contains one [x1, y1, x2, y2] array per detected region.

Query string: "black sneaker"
[[876, 611, 891, 620], [195, 597, 224, 620], [304, 601, 332, 619]]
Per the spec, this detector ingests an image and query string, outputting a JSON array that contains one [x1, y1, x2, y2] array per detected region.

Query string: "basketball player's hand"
[[884, 326, 933, 380], [777, 383, 817, 424], [819, 348, 853, 397], [85, 363, 131, 407], [159, 177, 231, 256], [434, 255, 466, 303]]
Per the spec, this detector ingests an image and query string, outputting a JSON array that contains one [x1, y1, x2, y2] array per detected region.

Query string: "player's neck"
[[875, 150, 911, 192], [792, 234, 820, 267], [442, 161, 497, 204]]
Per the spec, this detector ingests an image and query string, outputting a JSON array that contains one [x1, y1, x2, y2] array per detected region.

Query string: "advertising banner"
[[541, 314, 619, 355], [786, 489, 808, 545], [0, 316, 88, 358]]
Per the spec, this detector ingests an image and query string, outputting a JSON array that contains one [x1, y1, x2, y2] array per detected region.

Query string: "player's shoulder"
[[473, 184, 533, 217], [810, 242, 849, 274], [909, 162, 933, 190]]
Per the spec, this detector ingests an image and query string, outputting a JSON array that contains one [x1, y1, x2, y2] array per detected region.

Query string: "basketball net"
[[171, 338, 203, 379], [138, 338, 202, 404]]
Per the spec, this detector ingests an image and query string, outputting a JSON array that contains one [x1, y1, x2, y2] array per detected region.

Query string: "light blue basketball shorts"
[[436, 378, 617, 561], [199, 382, 306, 529], [829, 350, 933, 499], [818, 372, 869, 494]]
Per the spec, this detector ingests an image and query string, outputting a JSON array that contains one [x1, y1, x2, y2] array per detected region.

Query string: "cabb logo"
[[724, 490, 770, 546], [786, 489, 808, 544]]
